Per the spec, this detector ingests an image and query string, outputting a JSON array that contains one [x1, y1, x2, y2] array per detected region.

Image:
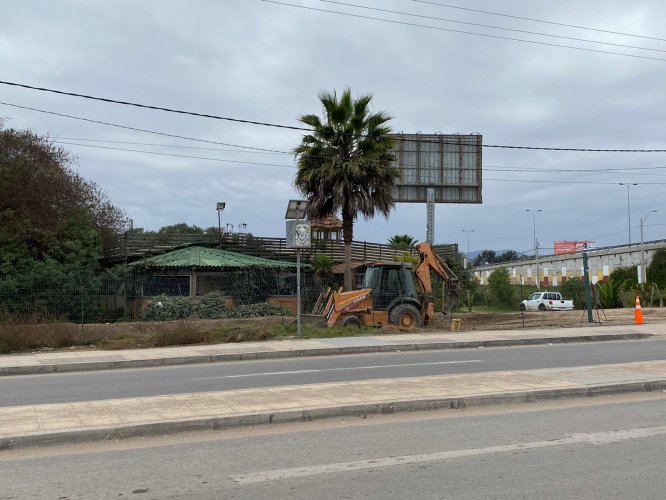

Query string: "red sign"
[[554, 241, 595, 254]]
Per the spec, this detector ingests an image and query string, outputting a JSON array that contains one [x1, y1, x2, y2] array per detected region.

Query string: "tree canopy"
[[1, 125, 128, 269], [294, 89, 399, 289], [388, 234, 416, 250]]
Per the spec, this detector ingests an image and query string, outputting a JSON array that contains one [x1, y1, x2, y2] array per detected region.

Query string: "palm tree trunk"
[[342, 212, 354, 291]]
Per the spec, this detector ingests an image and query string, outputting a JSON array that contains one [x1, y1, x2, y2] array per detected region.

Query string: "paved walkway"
[[1, 323, 664, 449]]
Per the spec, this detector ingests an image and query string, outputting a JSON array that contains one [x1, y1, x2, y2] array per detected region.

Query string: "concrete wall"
[[474, 240, 665, 287]]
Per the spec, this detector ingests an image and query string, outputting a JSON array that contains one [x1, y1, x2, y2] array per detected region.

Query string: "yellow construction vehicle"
[[308, 242, 459, 329]]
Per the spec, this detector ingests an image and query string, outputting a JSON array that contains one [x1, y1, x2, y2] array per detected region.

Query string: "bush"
[[196, 291, 228, 319], [487, 267, 514, 307], [142, 294, 292, 321], [647, 249, 666, 291], [143, 295, 196, 321], [559, 277, 585, 309], [595, 279, 621, 308]]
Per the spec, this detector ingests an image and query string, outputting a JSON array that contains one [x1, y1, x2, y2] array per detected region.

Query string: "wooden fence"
[[103, 233, 458, 265]]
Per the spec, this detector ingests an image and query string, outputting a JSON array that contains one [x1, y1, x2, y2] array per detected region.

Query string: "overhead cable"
[[411, 0, 666, 43], [4, 99, 666, 153], [323, 1, 666, 54], [262, 1, 666, 62]]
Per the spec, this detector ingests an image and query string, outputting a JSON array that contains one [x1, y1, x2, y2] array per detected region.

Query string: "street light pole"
[[462, 229, 475, 265], [216, 202, 226, 249], [526, 209, 542, 290], [640, 210, 658, 284], [619, 183, 637, 245]]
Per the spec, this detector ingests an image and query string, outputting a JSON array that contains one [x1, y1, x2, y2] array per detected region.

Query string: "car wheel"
[[538, 303, 546, 311], [520, 304, 526, 311], [389, 304, 421, 330], [340, 315, 362, 328]]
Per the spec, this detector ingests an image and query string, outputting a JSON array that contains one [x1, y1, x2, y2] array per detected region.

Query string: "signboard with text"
[[554, 241, 595, 254]]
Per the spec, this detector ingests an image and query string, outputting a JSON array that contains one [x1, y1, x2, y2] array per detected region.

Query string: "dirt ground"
[[426, 307, 666, 333]]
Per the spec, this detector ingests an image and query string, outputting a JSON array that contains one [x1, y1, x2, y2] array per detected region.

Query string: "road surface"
[[1, 339, 665, 406]]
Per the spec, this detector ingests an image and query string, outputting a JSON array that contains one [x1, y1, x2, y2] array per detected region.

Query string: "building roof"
[[311, 213, 343, 230], [131, 246, 296, 269]]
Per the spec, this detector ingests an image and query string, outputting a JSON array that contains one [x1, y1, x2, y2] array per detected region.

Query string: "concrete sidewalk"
[[2, 360, 665, 449], [0, 323, 661, 376]]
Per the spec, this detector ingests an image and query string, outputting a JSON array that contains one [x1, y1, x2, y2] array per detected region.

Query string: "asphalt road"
[[1, 338, 665, 406], [1, 394, 665, 499]]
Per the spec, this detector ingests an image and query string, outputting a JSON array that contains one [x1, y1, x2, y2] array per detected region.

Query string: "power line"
[[262, 1, 666, 62], [56, 137, 290, 154], [52, 141, 666, 183], [0, 101, 288, 153], [54, 141, 296, 168], [5, 99, 666, 154], [323, 1, 666, 54], [411, 0, 666, 43], [484, 177, 666, 185], [0, 80, 311, 131]]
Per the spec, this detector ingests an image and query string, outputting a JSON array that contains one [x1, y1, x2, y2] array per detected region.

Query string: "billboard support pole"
[[426, 188, 435, 244]]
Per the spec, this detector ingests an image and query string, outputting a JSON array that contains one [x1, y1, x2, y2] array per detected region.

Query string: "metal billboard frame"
[[389, 133, 482, 204]]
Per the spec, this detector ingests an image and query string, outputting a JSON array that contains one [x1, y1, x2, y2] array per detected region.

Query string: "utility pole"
[[618, 183, 637, 244], [462, 229, 475, 267], [640, 210, 658, 284], [526, 209, 542, 290]]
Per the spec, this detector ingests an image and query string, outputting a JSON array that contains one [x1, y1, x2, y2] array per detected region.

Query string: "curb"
[[0, 333, 652, 376], [2, 378, 665, 450]]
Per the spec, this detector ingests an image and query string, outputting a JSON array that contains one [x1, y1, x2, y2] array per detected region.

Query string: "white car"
[[520, 291, 574, 311]]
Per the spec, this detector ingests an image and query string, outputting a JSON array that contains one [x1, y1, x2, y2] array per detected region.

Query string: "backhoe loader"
[[307, 242, 459, 330]]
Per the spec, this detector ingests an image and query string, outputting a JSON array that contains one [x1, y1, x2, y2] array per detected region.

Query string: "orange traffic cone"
[[634, 295, 644, 325]]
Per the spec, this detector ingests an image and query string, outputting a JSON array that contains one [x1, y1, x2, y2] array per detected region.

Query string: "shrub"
[[196, 291, 227, 319], [595, 279, 621, 308], [487, 267, 514, 307], [647, 249, 666, 291], [143, 295, 195, 321], [559, 277, 585, 309]]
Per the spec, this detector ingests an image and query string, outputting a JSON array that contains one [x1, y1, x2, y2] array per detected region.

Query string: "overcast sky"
[[2, 0, 666, 256]]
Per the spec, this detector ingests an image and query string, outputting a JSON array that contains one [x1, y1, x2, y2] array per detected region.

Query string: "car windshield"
[[528, 293, 540, 300]]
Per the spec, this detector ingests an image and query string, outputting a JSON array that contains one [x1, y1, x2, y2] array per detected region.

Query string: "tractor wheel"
[[389, 304, 421, 330], [340, 315, 362, 328]]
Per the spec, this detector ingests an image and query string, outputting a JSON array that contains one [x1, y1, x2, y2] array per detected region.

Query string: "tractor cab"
[[361, 263, 419, 311]]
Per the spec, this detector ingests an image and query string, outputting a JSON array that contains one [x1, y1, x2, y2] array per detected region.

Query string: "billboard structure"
[[554, 241, 596, 255], [389, 133, 483, 243]]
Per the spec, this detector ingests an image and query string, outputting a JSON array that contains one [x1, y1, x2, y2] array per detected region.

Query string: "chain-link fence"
[[0, 269, 335, 324]]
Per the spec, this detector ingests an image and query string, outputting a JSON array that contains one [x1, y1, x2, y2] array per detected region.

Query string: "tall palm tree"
[[388, 234, 416, 250], [294, 89, 399, 290]]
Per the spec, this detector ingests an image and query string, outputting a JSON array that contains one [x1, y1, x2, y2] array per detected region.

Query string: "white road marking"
[[192, 360, 482, 380], [231, 425, 666, 484]]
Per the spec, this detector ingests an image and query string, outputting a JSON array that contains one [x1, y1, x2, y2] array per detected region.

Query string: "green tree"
[[610, 266, 638, 289], [487, 267, 514, 307], [294, 88, 398, 290], [496, 250, 520, 263], [157, 223, 205, 235], [647, 249, 666, 291], [559, 277, 585, 309], [474, 250, 497, 266], [0, 125, 127, 262], [388, 234, 416, 250], [0, 125, 128, 321]]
